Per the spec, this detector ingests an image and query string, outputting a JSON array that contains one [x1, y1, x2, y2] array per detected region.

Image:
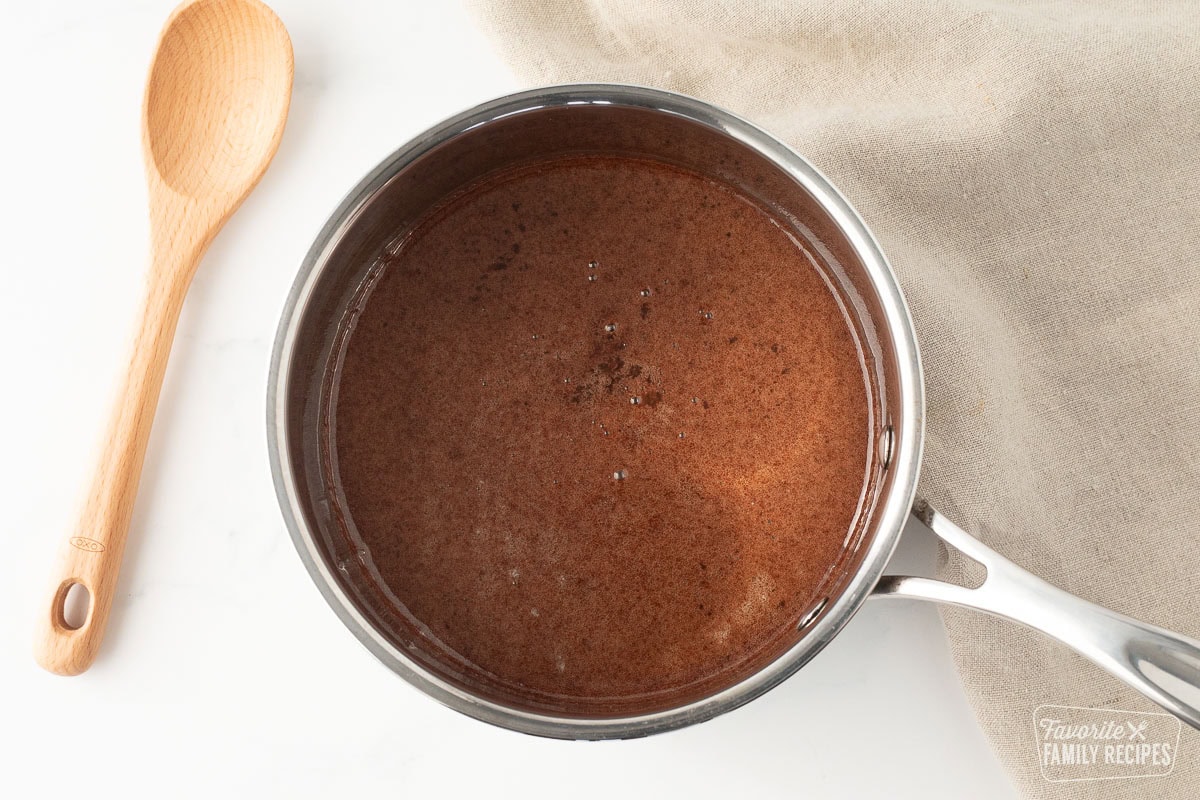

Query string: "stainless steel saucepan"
[[267, 84, 1200, 739]]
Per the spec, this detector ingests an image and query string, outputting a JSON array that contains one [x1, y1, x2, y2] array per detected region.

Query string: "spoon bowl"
[[145, 0, 292, 201]]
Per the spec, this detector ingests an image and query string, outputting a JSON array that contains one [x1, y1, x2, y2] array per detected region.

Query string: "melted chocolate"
[[325, 156, 870, 706]]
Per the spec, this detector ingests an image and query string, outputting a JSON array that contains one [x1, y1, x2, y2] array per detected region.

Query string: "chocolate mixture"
[[326, 156, 871, 704]]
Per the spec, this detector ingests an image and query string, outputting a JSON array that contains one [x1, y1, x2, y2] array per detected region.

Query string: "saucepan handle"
[[873, 499, 1200, 731]]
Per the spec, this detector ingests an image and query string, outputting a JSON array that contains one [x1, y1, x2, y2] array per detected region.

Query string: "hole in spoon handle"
[[58, 582, 93, 630]]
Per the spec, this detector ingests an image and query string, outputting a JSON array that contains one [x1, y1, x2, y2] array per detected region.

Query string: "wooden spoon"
[[34, 0, 293, 675]]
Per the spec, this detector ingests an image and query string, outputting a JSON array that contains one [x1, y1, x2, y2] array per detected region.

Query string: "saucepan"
[[267, 84, 1200, 739]]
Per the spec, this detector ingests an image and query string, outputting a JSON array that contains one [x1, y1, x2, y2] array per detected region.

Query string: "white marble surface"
[[2, 2, 1016, 797]]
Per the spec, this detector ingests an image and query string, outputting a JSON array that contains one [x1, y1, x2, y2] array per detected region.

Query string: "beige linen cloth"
[[464, 0, 1200, 796]]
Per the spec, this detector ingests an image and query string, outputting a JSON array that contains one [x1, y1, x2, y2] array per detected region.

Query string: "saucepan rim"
[[266, 83, 925, 739]]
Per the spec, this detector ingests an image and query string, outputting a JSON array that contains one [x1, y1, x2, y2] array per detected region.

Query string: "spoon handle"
[[34, 224, 202, 675]]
